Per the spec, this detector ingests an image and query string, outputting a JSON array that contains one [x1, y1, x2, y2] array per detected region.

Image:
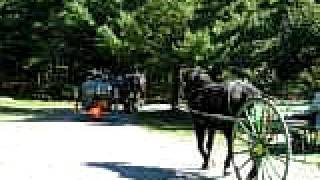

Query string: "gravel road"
[[0, 111, 318, 180]]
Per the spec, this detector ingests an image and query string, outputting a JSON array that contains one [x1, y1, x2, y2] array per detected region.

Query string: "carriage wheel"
[[232, 98, 291, 180]]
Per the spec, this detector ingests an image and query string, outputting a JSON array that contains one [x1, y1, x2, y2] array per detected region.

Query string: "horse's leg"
[[206, 126, 216, 168], [223, 126, 233, 176], [194, 121, 208, 169]]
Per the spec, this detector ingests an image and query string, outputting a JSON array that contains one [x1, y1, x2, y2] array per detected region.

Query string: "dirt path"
[[0, 113, 318, 180]]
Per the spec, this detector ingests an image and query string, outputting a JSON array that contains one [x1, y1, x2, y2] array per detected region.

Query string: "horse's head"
[[181, 68, 212, 99], [190, 69, 211, 88]]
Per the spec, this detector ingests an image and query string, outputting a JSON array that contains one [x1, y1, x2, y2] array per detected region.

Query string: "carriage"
[[80, 78, 113, 120], [78, 71, 145, 120], [282, 93, 320, 154], [179, 67, 319, 180]]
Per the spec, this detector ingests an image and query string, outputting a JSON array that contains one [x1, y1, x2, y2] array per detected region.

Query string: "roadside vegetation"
[[0, 98, 75, 121]]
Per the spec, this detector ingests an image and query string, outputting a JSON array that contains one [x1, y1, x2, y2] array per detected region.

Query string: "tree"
[[1, 0, 319, 99]]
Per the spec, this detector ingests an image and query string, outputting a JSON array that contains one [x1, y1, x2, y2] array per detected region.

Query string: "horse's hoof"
[[223, 171, 231, 176], [246, 172, 257, 180], [223, 168, 232, 176], [201, 163, 209, 170]]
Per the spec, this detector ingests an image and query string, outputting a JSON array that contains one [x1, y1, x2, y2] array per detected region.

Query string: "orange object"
[[87, 100, 110, 121], [88, 104, 102, 120]]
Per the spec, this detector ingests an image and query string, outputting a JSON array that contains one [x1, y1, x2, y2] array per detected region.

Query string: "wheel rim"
[[232, 98, 290, 180]]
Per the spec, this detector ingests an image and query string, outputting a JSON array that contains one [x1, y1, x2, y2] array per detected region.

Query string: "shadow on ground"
[[85, 162, 215, 180]]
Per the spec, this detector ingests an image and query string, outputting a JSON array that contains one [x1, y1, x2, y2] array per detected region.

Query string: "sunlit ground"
[[0, 98, 319, 179]]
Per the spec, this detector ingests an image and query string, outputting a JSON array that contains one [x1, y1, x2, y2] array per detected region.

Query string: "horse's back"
[[203, 82, 229, 115], [188, 82, 227, 113]]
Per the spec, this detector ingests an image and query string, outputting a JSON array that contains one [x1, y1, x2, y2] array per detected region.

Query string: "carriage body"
[[280, 93, 320, 154], [79, 72, 145, 118], [80, 79, 113, 120]]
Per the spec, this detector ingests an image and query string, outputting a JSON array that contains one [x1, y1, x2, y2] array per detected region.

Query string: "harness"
[[227, 80, 244, 114], [227, 80, 262, 114]]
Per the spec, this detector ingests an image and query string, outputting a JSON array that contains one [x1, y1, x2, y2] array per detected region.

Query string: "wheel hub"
[[252, 143, 267, 157]]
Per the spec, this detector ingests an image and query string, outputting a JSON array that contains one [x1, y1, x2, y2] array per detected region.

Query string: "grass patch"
[[0, 99, 74, 121], [0, 106, 52, 121], [0, 107, 72, 121]]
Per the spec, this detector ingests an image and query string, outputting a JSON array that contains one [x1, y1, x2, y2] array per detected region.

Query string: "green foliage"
[[0, 0, 319, 97]]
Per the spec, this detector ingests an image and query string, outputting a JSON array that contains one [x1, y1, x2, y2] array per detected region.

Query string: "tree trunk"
[[171, 63, 179, 111]]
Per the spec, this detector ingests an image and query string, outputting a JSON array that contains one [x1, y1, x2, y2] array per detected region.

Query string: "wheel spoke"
[[262, 106, 275, 137], [261, 158, 266, 180], [260, 106, 267, 134], [262, 158, 274, 180], [265, 155, 283, 179], [263, 107, 272, 131], [235, 134, 252, 144], [234, 149, 251, 154], [246, 108, 258, 137], [234, 165, 242, 180], [246, 158, 261, 180], [238, 121, 256, 139], [237, 155, 253, 170], [254, 107, 262, 138], [270, 154, 288, 166]]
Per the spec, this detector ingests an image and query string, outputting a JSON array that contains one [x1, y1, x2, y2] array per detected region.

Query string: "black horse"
[[182, 68, 261, 175]]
